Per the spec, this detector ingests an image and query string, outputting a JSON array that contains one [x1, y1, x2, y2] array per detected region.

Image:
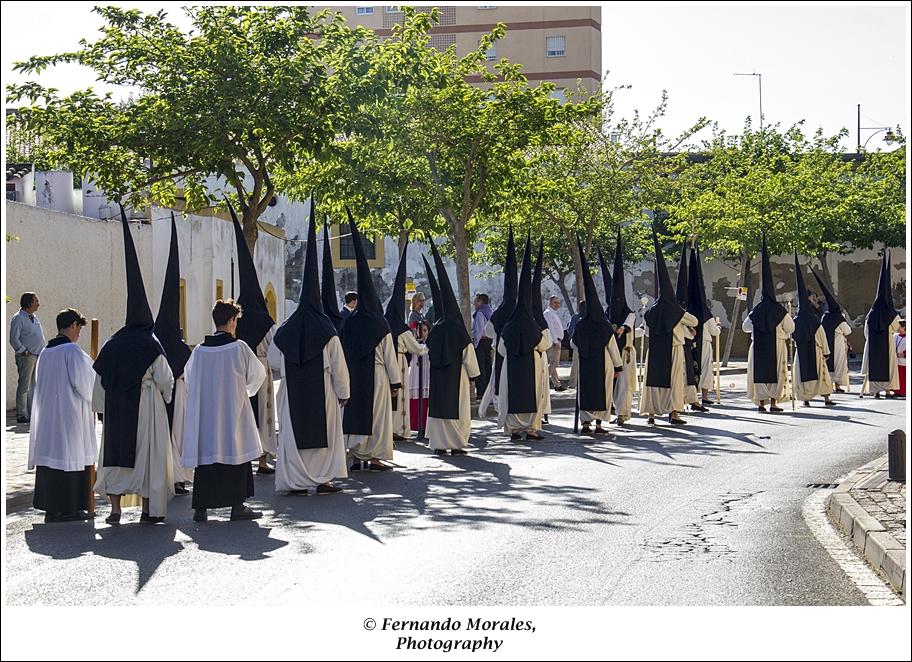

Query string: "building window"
[[338, 221, 377, 261], [546, 35, 566, 57], [215, 278, 224, 302], [428, 33, 457, 51], [356, 6, 374, 15], [386, 6, 401, 12], [485, 40, 497, 61]]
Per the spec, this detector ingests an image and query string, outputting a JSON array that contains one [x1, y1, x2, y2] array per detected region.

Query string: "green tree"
[[7, 5, 387, 252]]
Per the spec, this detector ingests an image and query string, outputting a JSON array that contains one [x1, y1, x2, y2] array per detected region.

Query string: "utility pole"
[[734, 72, 763, 131]]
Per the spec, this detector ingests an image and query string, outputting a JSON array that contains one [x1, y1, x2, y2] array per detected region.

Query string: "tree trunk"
[[722, 252, 750, 367], [452, 219, 472, 330], [816, 249, 834, 292], [561, 223, 584, 307], [551, 272, 576, 316], [242, 204, 258, 256]]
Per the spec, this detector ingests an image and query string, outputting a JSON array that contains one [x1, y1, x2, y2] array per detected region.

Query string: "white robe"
[[641, 312, 699, 417], [253, 326, 278, 456], [743, 315, 796, 405], [611, 313, 638, 420], [94, 354, 175, 517], [346, 333, 401, 461], [269, 336, 350, 491], [393, 331, 427, 439], [862, 315, 901, 394], [169, 376, 192, 483], [181, 340, 266, 468], [538, 329, 553, 417], [427, 344, 481, 450], [794, 325, 834, 400], [699, 317, 722, 392], [28, 342, 97, 472], [573, 335, 623, 423], [831, 320, 852, 387], [496, 332, 551, 434]]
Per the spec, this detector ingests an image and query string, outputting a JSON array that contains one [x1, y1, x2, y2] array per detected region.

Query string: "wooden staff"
[[87, 319, 99, 514], [787, 301, 796, 411], [714, 328, 721, 404]]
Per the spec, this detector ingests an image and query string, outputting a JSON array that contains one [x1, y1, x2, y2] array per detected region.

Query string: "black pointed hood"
[[274, 198, 337, 365], [675, 243, 689, 309], [598, 247, 612, 317], [501, 233, 541, 356], [811, 266, 844, 323], [422, 254, 442, 315], [793, 252, 822, 381], [227, 199, 274, 350], [644, 227, 686, 337], [154, 212, 191, 380], [748, 232, 788, 333], [321, 219, 345, 332], [609, 229, 633, 327], [339, 206, 390, 359], [867, 249, 897, 333], [531, 240, 548, 331], [489, 226, 518, 336], [384, 241, 411, 347], [572, 236, 614, 359], [119, 203, 154, 328], [427, 239, 471, 368], [688, 246, 712, 324]]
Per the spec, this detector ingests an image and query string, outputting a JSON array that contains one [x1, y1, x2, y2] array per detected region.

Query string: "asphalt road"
[[4, 378, 905, 606]]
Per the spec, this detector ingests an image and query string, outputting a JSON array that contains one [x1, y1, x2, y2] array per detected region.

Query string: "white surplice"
[[393, 331, 427, 439], [253, 326, 278, 456]]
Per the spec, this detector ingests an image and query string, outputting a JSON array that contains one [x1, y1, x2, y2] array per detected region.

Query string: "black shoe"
[[105, 512, 121, 525], [230, 505, 262, 521], [433, 449, 448, 456], [542, 415, 550, 424], [526, 432, 545, 440], [43, 512, 61, 523], [553, 385, 566, 392], [757, 406, 767, 413], [393, 434, 407, 441], [350, 460, 363, 472], [256, 465, 275, 475], [669, 415, 687, 425], [174, 483, 190, 495], [193, 509, 208, 522], [17, 417, 29, 424], [647, 417, 656, 425], [139, 513, 165, 524], [803, 401, 811, 407], [316, 483, 343, 495], [367, 461, 392, 471], [510, 433, 523, 440], [824, 400, 837, 407], [450, 448, 468, 456], [769, 405, 784, 413], [701, 399, 715, 406], [691, 404, 709, 413]]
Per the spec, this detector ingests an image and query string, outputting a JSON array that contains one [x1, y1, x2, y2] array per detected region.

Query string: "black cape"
[[688, 246, 713, 382], [609, 230, 634, 350], [340, 208, 394, 436], [792, 253, 820, 382], [94, 204, 165, 468], [747, 234, 788, 384], [644, 230, 686, 389], [273, 200, 337, 449], [490, 227, 518, 396], [227, 199, 275, 352], [501, 234, 540, 414], [321, 220, 346, 333], [573, 239, 615, 411], [426, 241, 472, 419], [865, 250, 897, 382], [675, 244, 698, 388], [811, 266, 846, 374], [385, 241, 412, 413]]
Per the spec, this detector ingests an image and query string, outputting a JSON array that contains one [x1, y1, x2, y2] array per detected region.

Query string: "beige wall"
[[319, 5, 602, 93]]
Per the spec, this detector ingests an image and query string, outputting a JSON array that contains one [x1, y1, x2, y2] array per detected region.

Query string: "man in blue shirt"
[[9, 292, 46, 423]]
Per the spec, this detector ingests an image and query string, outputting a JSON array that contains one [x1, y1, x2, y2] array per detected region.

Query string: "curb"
[[826, 455, 906, 599]]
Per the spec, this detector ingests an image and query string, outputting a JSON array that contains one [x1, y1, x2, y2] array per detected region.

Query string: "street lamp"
[[734, 72, 763, 131], [857, 104, 895, 150]]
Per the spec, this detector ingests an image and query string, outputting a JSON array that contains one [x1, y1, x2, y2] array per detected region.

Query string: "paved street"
[[4, 374, 905, 606]]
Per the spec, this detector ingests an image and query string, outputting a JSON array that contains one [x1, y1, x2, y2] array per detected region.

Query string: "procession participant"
[[573, 240, 622, 435], [227, 200, 277, 475], [641, 230, 698, 425], [270, 204, 349, 495], [94, 204, 173, 525], [675, 244, 705, 413], [861, 250, 900, 398], [531, 242, 554, 424], [182, 300, 266, 521], [689, 246, 722, 405], [792, 253, 835, 407], [425, 240, 480, 455], [28, 308, 96, 523], [609, 230, 638, 425], [154, 212, 193, 494], [497, 234, 550, 440], [479, 226, 517, 419], [742, 234, 794, 413], [810, 267, 852, 393], [894, 319, 906, 398], [340, 208, 401, 471]]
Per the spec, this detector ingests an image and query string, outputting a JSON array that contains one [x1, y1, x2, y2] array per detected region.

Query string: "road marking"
[[802, 488, 902, 606]]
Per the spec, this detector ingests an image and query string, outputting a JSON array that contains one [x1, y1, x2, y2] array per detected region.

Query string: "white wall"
[[5, 201, 285, 408]]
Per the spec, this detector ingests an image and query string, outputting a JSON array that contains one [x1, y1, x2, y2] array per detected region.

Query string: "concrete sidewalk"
[[827, 454, 906, 598]]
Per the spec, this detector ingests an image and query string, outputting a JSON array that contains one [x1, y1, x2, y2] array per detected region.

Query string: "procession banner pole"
[[87, 319, 99, 514], [788, 301, 796, 411], [714, 328, 721, 404], [416, 353, 426, 441]]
